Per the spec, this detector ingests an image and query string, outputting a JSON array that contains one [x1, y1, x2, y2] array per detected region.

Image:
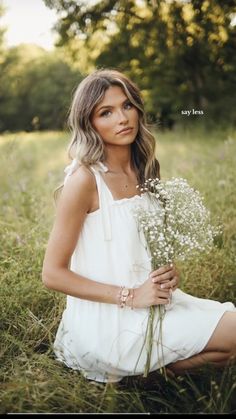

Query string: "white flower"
[[133, 176, 220, 267], [132, 176, 221, 378]]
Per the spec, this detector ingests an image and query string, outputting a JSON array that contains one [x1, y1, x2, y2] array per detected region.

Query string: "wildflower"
[[132, 177, 221, 378]]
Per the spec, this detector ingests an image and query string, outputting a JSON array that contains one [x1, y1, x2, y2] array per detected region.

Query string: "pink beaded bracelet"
[[118, 286, 134, 309]]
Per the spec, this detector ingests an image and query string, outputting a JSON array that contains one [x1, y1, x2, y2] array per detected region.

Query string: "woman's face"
[[90, 85, 139, 146]]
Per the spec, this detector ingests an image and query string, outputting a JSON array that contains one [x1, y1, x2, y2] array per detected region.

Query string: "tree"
[[20, 51, 82, 130], [43, 0, 236, 127], [0, 44, 82, 131]]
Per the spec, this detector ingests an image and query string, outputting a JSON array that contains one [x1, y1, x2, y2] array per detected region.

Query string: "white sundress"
[[53, 160, 235, 383]]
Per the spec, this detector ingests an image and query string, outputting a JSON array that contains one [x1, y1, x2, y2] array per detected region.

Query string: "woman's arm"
[[42, 165, 121, 304], [42, 165, 179, 307]]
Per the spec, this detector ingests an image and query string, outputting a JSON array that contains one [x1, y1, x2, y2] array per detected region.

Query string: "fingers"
[[160, 276, 178, 290], [156, 289, 170, 299], [156, 298, 170, 305], [155, 291, 172, 305], [150, 264, 173, 277], [149, 264, 179, 290], [152, 293, 170, 305], [152, 286, 172, 305], [151, 268, 174, 283], [172, 277, 178, 291]]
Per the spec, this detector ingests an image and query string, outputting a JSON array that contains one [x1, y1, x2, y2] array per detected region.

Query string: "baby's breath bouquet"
[[133, 177, 221, 378]]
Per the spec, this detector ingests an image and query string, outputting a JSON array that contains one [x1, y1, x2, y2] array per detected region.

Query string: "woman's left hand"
[[149, 264, 179, 291]]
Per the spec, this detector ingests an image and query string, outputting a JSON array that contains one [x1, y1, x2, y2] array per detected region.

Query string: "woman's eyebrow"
[[96, 99, 129, 113]]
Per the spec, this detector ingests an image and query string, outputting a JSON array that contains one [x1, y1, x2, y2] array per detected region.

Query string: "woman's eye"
[[100, 102, 133, 117], [100, 110, 111, 117], [124, 102, 133, 109]]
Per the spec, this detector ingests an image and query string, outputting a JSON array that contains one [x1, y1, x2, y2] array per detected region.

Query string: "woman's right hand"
[[131, 265, 175, 309]]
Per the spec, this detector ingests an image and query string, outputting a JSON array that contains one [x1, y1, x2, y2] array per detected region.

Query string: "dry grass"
[[0, 125, 235, 413]]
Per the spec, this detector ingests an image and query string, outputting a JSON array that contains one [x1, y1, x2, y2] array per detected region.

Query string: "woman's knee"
[[203, 311, 236, 356]]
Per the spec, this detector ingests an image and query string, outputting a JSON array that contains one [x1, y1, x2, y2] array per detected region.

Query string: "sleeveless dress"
[[53, 160, 235, 383]]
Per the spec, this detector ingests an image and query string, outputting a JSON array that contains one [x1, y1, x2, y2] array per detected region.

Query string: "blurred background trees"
[[0, 0, 236, 132], [0, 42, 81, 131]]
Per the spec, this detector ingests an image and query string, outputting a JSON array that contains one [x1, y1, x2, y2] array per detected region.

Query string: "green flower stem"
[[143, 305, 155, 377]]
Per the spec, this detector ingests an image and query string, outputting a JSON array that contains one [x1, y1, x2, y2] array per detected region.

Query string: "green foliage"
[[0, 1, 235, 131], [0, 45, 82, 132], [42, 0, 236, 128], [0, 127, 235, 413]]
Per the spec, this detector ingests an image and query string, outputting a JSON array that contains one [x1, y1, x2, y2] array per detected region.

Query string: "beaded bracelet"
[[118, 286, 134, 309], [129, 288, 134, 310]]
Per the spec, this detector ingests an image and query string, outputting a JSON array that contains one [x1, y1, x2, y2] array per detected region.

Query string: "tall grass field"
[[0, 126, 236, 413]]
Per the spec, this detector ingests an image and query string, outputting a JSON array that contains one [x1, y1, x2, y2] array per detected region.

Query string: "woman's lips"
[[116, 127, 133, 135]]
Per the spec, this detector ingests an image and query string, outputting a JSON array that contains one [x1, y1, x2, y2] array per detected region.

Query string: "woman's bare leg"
[[167, 311, 236, 375]]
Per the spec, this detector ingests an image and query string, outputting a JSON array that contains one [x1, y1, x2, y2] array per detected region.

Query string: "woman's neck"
[[104, 146, 134, 175]]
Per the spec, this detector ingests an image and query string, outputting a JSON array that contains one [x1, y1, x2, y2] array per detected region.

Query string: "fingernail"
[[160, 284, 165, 289]]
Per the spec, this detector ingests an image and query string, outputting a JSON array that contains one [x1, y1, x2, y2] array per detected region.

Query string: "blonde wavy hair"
[[54, 68, 160, 200]]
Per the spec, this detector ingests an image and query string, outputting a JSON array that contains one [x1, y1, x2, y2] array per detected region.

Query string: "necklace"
[[121, 180, 138, 191], [102, 162, 137, 191]]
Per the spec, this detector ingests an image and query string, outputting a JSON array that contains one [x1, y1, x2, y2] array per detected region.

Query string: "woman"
[[42, 68, 236, 383]]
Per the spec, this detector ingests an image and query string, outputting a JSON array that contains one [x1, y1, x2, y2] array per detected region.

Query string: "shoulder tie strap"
[[63, 159, 112, 241], [63, 158, 79, 185], [90, 163, 112, 241]]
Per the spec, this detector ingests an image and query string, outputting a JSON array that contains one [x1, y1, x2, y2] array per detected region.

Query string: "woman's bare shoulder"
[[71, 164, 96, 185], [58, 165, 97, 213]]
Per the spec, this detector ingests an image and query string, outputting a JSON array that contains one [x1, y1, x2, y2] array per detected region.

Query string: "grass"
[[0, 125, 236, 413]]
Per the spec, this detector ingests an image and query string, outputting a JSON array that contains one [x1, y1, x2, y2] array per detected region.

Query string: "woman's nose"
[[117, 109, 128, 123]]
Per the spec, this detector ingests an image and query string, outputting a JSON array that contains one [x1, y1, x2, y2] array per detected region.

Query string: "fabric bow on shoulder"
[[63, 158, 79, 185]]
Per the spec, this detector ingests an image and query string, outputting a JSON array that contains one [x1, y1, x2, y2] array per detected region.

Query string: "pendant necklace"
[[103, 163, 134, 191]]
